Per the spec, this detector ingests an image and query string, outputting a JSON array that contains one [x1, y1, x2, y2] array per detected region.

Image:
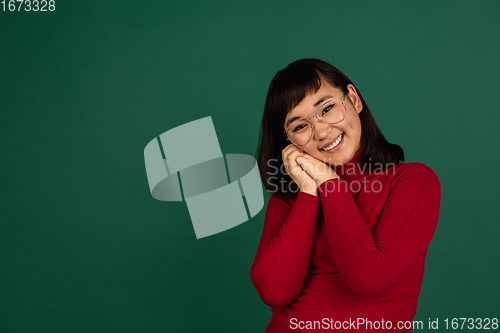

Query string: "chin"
[[324, 150, 355, 166]]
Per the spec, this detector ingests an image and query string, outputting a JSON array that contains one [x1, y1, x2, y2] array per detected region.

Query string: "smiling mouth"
[[321, 133, 343, 151]]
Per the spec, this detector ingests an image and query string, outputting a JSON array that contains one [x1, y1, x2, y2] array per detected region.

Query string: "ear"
[[346, 84, 363, 114]]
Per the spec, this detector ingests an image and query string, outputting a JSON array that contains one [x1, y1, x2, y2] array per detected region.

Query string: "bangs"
[[267, 66, 323, 126]]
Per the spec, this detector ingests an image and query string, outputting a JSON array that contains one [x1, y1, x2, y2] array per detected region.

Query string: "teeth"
[[322, 134, 343, 151]]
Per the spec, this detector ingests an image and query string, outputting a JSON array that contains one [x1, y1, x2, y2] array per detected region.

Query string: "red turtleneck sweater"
[[250, 148, 441, 332]]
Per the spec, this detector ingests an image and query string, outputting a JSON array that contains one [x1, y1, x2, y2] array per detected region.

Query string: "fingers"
[[296, 155, 339, 183], [295, 156, 315, 176], [282, 145, 302, 164], [283, 145, 302, 157], [282, 144, 302, 158], [282, 145, 306, 176], [284, 154, 302, 176]]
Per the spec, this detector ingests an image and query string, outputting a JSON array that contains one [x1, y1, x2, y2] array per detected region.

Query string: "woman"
[[251, 58, 441, 332]]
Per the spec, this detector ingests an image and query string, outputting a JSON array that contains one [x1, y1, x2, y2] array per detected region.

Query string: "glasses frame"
[[285, 94, 347, 146]]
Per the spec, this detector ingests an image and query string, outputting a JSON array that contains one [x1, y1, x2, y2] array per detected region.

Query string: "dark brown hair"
[[256, 58, 404, 198]]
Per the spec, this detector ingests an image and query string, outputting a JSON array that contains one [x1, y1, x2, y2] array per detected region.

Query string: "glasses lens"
[[317, 99, 346, 124], [285, 98, 346, 146], [287, 120, 312, 146]]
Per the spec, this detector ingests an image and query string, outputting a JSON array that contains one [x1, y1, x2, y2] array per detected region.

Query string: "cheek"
[[301, 145, 316, 155], [300, 143, 320, 156], [346, 115, 362, 133]]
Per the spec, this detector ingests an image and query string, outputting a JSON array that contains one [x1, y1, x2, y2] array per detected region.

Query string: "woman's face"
[[283, 82, 363, 166]]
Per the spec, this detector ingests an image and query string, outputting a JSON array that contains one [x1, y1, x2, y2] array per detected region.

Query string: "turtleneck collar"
[[331, 146, 365, 181]]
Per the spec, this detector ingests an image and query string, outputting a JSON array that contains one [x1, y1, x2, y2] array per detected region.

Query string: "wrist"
[[300, 188, 318, 197], [317, 176, 339, 187], [300, 182, 318, 197]]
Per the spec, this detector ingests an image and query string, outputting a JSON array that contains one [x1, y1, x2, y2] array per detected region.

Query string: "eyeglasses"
[[285, 95, 347, 146]]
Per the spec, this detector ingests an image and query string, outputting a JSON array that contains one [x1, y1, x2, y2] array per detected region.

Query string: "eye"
[[292, 123, 307, 132], [321, 104, 334, 116]]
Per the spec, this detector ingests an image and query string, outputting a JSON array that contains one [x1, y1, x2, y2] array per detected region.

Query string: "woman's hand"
[[282, 144, 318, 196], [295, 153, 340, 186]]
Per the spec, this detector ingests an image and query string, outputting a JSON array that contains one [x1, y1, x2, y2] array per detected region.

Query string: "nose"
[[311, 117, 332, 141]]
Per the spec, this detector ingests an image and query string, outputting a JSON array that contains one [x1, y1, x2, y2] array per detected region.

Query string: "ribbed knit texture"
[[250, 147, 441, 332]]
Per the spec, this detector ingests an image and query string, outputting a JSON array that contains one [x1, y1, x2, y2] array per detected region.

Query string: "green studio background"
[[1, 1, 499, 332]]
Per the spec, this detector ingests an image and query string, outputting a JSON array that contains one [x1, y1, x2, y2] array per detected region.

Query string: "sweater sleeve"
[[250, 191, 320, 308], [318, 163, 441, 295]]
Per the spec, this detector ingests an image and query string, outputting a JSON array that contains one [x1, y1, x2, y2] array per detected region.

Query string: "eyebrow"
[[284, 94, 333, 129]]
